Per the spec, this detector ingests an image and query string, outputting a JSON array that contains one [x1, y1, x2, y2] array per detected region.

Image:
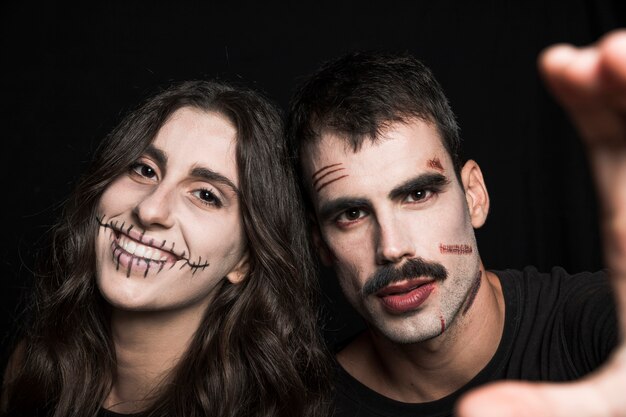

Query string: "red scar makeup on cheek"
[[439, 244, 473, 255], [311, 163, 349, 193], [427, 157, 444, 172]]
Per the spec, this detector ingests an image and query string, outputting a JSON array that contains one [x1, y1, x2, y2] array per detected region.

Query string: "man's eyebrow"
[[388, 173, 450, 200], [318, 197, 372, 221], [190, 167, 240, 195]]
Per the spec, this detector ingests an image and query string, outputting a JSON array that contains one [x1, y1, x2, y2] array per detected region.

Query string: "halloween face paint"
[[439, 243, 474, 255], [97, 216, 211, 278], [304, 119, 483, 344], [95, 108, 247, 312], [427, 157, 444, 172], [312, 163, 349, 192]]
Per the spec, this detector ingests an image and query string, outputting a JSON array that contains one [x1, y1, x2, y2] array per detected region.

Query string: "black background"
[[2, 1, 625, 354]]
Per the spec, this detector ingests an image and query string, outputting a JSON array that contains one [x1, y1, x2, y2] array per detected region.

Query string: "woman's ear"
[[461, 159, 490, 228], [225, 252, 249, 285]]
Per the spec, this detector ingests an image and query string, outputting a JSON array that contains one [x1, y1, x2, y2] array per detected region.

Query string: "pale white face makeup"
[[304, 119, 484, 343], [95, 107, 248, 313]]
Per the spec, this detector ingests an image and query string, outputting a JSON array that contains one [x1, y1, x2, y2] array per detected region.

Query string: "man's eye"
[[337, 207, 367, 223], [406, 189, 432, 203]]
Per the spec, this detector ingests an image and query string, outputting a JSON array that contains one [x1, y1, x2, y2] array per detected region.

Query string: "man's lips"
[[375, 278, 437, 314]]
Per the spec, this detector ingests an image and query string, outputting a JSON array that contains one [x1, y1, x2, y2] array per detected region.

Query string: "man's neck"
[[337, 268, 505, 403], [103, 306, 205, 413]]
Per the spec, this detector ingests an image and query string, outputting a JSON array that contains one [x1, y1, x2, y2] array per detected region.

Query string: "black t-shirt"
[[332, 266, 618, 417]]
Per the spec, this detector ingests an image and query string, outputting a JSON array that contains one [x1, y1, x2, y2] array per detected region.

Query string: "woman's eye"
[[130, 162, 158, 180], [193, 188, 223, 208]]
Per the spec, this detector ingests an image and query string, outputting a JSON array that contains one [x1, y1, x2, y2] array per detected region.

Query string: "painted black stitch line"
[[144, 260, 151, 278], [102, 216, 116, 241], [187, 255, 210, 269], [96, 214, 106, 227], [107, 230, 168, 278], [97, 216, 209, 271], [119, 250, 167, 279], [97, 217, 176, 256], [189, 256, 210, 275], [110, 241, 123, 271]]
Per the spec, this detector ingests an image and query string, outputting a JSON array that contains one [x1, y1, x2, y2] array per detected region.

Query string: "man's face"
[[303, 119, 485, 343], [95, 107, 248, 313]]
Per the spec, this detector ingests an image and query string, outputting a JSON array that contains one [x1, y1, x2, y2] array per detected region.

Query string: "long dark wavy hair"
[[2, 80, 331, 417]]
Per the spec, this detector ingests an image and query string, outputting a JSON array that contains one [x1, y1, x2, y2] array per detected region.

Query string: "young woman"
[[1, 80, 330, 417]]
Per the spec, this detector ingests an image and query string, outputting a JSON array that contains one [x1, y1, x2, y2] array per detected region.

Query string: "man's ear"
[[311, 218, 334, 267], [461, 160, 490, 229], [225, 251, 249, 285]]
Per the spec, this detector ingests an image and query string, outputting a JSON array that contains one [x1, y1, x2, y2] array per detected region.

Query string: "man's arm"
[[457, 29, 626, 417]]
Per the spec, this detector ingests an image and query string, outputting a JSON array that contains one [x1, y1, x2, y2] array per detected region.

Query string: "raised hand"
[[456, 29, 626, 417]]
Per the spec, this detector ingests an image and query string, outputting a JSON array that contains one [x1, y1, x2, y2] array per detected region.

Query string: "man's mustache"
[[362, 257, 448, 297]]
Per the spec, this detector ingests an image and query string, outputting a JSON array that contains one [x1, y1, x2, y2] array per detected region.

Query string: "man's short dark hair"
[[287, 51, 463, 181]]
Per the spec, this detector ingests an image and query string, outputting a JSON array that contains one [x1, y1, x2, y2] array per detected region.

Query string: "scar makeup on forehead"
[[311, 163, 342, 178], [439, 244, 473, 255], [427, 157, 444, 172], [311, 163, 349, 193], [462, 271, 482, 315]]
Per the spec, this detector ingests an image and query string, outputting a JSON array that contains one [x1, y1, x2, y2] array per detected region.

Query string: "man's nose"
[[375, 214, 416, 265]]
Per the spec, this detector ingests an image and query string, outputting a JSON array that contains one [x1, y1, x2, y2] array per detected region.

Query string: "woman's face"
[[95, 107, 248, 312]]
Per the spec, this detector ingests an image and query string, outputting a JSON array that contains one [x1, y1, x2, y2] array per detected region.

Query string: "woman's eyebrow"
[[144, 144, 168, 166], [190, 166, 240, 195]]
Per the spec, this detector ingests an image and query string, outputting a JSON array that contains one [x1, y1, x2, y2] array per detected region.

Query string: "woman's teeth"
[[119, 236, 169, 261]]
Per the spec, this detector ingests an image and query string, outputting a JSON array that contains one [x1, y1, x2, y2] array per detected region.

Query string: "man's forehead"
[[302, 119, 447, 174], [302, 131, 355, 168]]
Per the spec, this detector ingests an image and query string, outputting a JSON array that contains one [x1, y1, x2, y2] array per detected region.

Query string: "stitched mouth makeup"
[[97, 216, 210, 278]]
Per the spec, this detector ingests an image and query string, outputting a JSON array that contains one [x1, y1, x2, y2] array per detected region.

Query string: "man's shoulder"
[[492, 265, 616, 379], [491, 265, 610, 299]]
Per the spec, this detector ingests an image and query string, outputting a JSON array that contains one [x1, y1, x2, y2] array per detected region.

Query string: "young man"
[[287, 30, 626, 416]]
